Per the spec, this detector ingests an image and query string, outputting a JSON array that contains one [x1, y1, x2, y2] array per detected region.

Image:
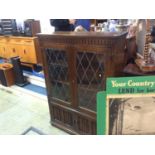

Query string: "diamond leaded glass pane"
[[77, 52, 105, 111], [46, 48, 71, 103]]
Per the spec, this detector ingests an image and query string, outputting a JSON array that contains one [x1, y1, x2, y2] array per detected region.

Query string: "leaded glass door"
[[45, 48, 71, 104], [76, 51, 105, 112]]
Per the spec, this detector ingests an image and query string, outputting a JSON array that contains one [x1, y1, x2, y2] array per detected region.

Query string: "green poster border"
[[97, 91, 106, 135], [107, 75, 155, 95]]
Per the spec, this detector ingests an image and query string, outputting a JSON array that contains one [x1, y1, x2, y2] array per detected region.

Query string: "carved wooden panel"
[[51, 104, 96, 135], [76, 115, 96, 135], [52, 105, 74, 127]]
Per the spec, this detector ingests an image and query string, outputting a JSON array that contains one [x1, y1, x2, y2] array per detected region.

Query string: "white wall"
[[39, 19, 54, 33]]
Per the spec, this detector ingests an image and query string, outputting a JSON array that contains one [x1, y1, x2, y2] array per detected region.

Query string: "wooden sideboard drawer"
[[22, 39, 33, 42], [0, 38, 7, 43], [9, 39, 22, 44], [7, 44, 20, 59], [0, 44, 7, 58], [0, 45, 5, 58], [21, 39, 34, 45], [8, 39, 34, 46], [19, 45, 37, 64]]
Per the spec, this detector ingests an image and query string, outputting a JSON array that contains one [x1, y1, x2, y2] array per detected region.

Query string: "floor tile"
[[0, 87, 69, 135]]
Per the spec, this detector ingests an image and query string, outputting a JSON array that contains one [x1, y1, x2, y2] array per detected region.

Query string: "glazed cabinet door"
[[76, 51, 105, 113], [45, 48, 72, 106]]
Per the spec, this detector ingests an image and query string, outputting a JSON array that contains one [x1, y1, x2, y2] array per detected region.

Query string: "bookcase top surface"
[[37, 31, 127, 38]]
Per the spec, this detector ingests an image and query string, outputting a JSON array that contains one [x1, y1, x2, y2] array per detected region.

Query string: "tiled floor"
[[0, 85, 69, 135]]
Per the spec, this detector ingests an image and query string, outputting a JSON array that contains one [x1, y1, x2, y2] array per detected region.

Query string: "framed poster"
[[97, 76, 155, 135]]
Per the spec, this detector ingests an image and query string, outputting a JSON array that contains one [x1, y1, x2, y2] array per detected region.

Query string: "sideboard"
[[0, 36, 41, 64]]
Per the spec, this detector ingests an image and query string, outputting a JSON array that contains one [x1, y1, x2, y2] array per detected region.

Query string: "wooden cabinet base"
[[51, 122, 79, 135], [50, 103, 96, 135]]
